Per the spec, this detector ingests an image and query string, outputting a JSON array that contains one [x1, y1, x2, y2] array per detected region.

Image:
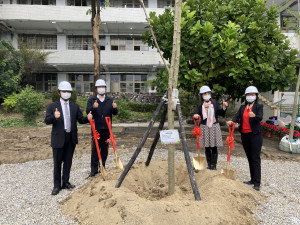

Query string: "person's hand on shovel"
[[54, 108, 60, 119], [193, 114, 200, 119], [87, 111, 93, 121]]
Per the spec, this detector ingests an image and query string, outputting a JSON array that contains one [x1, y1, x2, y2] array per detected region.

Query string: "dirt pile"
[[61, 160, 263, 225]]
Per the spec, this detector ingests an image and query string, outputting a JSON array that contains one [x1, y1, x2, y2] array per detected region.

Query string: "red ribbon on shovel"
[[226, 122, 236, 162], [105, 117, 116, 149], [192, 116, 202, 150]]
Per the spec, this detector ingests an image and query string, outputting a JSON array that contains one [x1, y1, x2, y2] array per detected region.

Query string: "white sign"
[[160, 129, 180, 145]]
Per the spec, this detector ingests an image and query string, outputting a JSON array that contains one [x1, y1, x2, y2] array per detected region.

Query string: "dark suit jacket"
[[86, 95, 118, 130], [232, 102, 263, 134], [45, 100, 89, 148], [193, 102, 226, 125]]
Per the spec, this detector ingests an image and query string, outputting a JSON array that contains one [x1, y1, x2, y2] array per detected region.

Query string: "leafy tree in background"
[[0, 40, 23, 100], [18, 44, 50, 87], [143, 0, 300, 99]]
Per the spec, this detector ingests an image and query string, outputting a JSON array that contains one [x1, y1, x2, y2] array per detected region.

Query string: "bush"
[[179, 91, 199, 118], [52, 86, 77, 102], [76, 96, 88, 111], [2, 93, 18, 112], [115, 100, 132, 120], [17, 85, 45, 123], [127, 101, 158, 112]]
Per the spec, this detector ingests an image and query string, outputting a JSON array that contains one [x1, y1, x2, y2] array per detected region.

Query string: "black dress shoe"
[[88, 171, 99, 177], [253, 185, 260, 191], [243, 180, 254, 185], [62, 182, 75, 189], [51, 187, 60, 195]]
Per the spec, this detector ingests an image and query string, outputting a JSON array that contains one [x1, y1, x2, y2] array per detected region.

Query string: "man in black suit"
[[86, 79, 118, 177], [45, 81, 92, 195]]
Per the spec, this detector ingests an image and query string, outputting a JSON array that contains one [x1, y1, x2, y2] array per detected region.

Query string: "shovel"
[[192, 116, 206, 171], [105, 117, 124, 170], [221, 122, 236, 179], [90, 119, 108, 180]]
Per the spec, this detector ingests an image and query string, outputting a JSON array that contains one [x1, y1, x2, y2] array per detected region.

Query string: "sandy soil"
[[0, 125, 298, 225], [61, 160, 263, 225], [0, 126, 299, 165]]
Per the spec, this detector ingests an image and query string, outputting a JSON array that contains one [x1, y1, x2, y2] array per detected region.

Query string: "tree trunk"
[[91, 0, 101, 94], [168, 0, 182, 196], [289, 69, 300, 140]]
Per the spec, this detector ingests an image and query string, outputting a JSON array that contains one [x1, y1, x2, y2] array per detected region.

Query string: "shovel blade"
[[221, 169, 234, 179], [100, 164, 108, 180], [115, 157, 124, 170], [193, 156, 207, 171]]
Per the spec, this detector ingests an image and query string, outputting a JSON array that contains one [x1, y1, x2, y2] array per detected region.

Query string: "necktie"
[[64, 102, 71, 132]]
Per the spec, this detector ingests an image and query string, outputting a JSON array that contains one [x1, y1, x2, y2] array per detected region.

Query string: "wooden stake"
[[177, 104, 201, 201]]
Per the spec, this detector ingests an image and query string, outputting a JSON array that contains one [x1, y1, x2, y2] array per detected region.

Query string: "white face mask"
[[203, 95, 211, 101], [97, 87, 106, 95], [246, 95, 256, 103], [61, 92, 71, 100]]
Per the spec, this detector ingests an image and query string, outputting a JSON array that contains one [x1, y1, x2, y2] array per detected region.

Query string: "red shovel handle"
[[105, 117, 117, 153], [90, 119, 102, 161]]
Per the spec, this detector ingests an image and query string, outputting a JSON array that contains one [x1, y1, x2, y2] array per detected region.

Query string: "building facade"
[[0, 0, 173, 94]]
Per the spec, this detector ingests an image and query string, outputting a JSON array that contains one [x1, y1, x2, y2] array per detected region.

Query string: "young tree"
[[0, 40, 23, 100], [143, 0, 300, 99], [91, 0, 101, 93]]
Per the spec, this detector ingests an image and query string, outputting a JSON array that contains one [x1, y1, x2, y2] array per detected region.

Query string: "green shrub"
[[76, 96, 88, 111], [52, 86, 77, 102], [115, 100, 132, 120], [0, 115, 28, 127], [16, 85, 45, 123], [127, 101, 158, 112], [2, 93, 18, 112]]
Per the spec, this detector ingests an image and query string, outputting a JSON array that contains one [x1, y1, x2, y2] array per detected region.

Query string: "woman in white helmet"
[[193, 85, 228, 170], [227, 86, 263, 191]]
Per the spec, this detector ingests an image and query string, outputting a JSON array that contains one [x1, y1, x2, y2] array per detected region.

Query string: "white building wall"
[[12, 33, 18, 49], [57, 73, 67, 84], [57, 35, 67, 50], [56, 0, 66, 6], [105, 35, 110, 51], [148, 0, 157, 8]]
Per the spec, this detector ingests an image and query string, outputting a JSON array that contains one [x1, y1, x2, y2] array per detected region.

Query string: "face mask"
[[61, 92, 71, 100], [203, 95, 211, 101], [246, 95, 256, 103], [97, 88, 106, 95]]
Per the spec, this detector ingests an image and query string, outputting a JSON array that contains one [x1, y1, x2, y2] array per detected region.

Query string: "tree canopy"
[[143, 0, 300, 99], [0, 40, 23, 99]]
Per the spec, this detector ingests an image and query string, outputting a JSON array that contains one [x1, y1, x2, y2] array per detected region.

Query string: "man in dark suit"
[[45, 81, 92, 195], [86, 79, 118, 177]]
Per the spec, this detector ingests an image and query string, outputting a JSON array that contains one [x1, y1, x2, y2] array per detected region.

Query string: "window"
[[67, 35, 105, 50], [157, 0, 174, 8], [69, 73, 106, 93], [109, 0, 148, 8], [110, 36, 148, 51], [114, 73, 147, 93], [19, 34, 57, 50], [29, 73, 57, 92], [280, 2, 299, 32], [17, 0, 56, 4], [67, 0, 91, 6]]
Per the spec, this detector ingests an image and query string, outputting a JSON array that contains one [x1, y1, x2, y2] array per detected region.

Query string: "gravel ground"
[[0, 148, 299, 225]]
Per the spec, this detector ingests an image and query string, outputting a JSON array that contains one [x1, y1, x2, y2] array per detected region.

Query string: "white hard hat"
[[58, 81, 72, 91], [95, 79, 106, 87], [245, 86, 258, 95], [199, 85, 212, 94]]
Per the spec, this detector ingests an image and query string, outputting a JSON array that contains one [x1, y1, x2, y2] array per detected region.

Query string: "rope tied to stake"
[[192, 117, 202, 149], [226, 123, 236, 149]]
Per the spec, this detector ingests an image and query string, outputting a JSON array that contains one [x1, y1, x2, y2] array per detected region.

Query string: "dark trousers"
[[52, 132, 75, 189], [91, 129, 110, 174], [241, 132, 262, 186]]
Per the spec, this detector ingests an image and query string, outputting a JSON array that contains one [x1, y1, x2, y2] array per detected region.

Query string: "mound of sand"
[[61, 159, 263, 224]]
